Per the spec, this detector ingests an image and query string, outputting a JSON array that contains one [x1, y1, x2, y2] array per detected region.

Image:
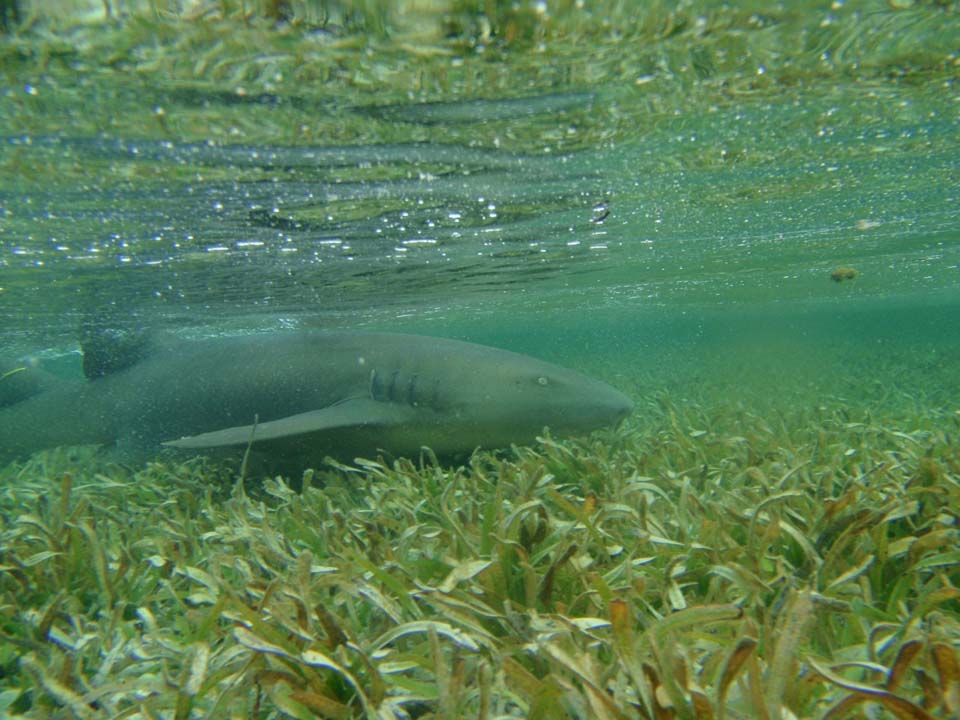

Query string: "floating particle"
[[830, 266, 859, 283]]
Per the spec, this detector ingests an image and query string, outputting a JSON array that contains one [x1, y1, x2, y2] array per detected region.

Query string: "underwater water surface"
[[0, 3, 956, 375]]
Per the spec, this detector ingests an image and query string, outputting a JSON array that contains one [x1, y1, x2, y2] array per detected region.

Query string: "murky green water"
[[1, 7, 959, 715], [0, 0, 958, 410]]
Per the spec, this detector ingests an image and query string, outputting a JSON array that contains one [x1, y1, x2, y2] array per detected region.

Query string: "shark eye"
[[537, 376, 549, 386]]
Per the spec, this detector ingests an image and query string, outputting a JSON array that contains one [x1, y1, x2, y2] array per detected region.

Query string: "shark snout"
[[573, 381, 634, 430], [608, 389, 634, 425]]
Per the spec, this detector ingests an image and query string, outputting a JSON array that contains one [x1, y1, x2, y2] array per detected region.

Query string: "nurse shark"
[[0, 331, 633, 467]]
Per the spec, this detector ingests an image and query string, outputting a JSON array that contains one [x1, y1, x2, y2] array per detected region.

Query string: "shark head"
[[423, 346, 634, 451]]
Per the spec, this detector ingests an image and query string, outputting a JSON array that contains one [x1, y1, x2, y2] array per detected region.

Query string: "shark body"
[[0, 331, 633, 465]]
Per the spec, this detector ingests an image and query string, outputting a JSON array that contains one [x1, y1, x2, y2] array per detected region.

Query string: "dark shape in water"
[[0, 0, 18, 32], [830, 266, 859, 283], [0, 331, 633, 469], [360, 91, 595, 125]]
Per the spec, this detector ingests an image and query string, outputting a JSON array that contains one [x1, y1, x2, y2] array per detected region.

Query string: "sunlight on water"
[[2, 83, 957, 347], [0, 2, 955, 363]]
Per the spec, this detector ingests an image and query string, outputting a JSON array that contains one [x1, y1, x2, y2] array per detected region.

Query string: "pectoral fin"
[[163, 398, 418, 449]]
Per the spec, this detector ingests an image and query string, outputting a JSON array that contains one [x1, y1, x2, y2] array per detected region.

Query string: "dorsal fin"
[[80, 327, 154, 379]]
